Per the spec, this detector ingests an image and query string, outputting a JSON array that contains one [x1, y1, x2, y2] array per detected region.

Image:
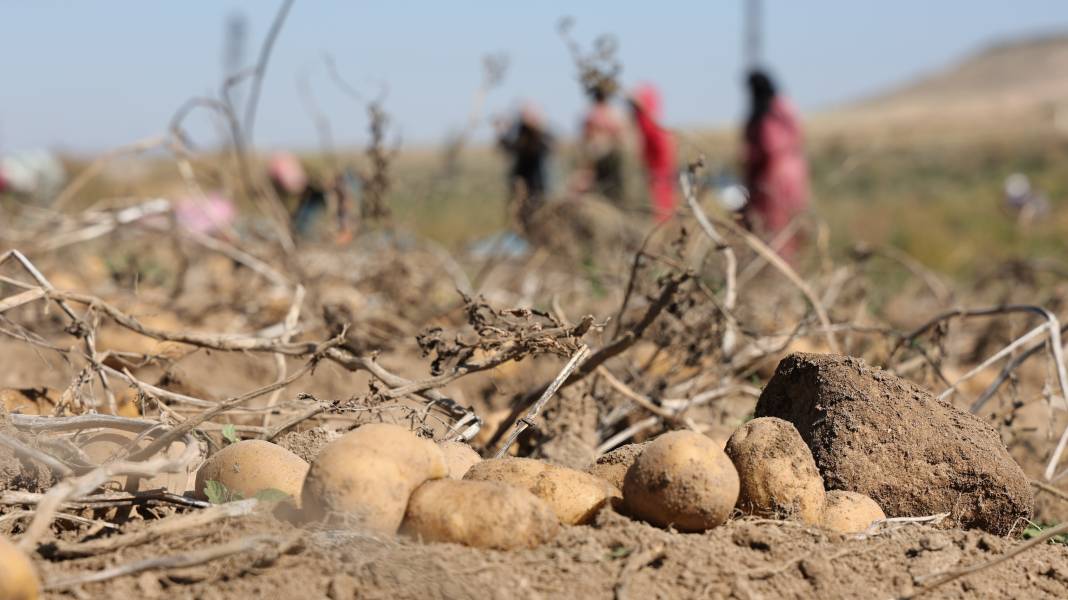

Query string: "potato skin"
[[301, 446, 413, 532], [724, 417, 825, 524], [438, 441, 481, 479], [401, 479, 559, 549], [300, 424, 447, 532], [0, 536, 40, 600], [821, 490, 886, 534], [464, 456, 547, 488], [623, 430, 739, 532], [337, 423, 447, 480], [586, 442, 648, 490], [465, 457, 619, 525], [194, 439, 309, 503]]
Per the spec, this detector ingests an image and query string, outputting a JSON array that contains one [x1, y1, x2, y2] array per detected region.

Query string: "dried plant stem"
[[18, 437, 201, 550], [495, 345, 590, 458], [242, 0, 295, 145], [1031, 480, 1068, 504], [680, 168, 738, 354], [1, 250, 117, 413], [716, 217, 840, 353], [0, 489, 209, 510], [51, 136, 165, 211], [262, 284, 305, 428], [937, 323, 1048, 402], [44, 534, 296, 591], [596, 416, 659, 455], [971, 321, 1068, 413], [902, 521, 1068, 599], [130, 354, 322, 461], [596, 366, 672, 419], [49, 499, 259, 558], [0, 433, 74, 477], [894, 304, 1068, 480]]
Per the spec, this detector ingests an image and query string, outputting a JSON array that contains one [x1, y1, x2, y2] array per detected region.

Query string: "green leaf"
[[204, 480, 231, 504], [254, 488, 291, 503], [607, 545, 633, 560], [221, 424, 239, 445], [1023, 522, 1068, 545]]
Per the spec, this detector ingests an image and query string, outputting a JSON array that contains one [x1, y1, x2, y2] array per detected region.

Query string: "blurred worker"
[[629, 83, 677, 222], [1003, 172, 1050, 228], [496, 102, 554, 231], [267, 151, 346, 242], [174, 192, 237, 238], [741, 70, 809, 262], [578, 82, 625, 203]]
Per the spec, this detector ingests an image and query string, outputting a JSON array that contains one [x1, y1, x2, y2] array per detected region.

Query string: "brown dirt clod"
[[755, 352, 1034, 535]]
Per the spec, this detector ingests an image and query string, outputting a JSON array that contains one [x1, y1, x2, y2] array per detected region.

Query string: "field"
[[4, 32, 1068, 600]]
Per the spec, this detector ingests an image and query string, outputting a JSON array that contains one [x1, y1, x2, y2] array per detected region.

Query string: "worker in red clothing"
[[628, 83, 677, 222], [741, 70, 810, 261]]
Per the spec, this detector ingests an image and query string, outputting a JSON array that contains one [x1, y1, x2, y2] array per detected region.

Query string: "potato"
[[438, 441, 481, 479], [622, 430, 739, 532], [300, 424, 447, 532], [302, 446, 413, 531], [335, 423, 447, 480], [0, 536, 39, 600], [820, 490, 886, 534], [465, 457, 620, 525], [586, 442, 648, 490], [724, 417, 825, 525], [0, 388, 58, 415], [195, 440, 309, 504], [401, 479, 559, 549], [464, 456, 547, 488]]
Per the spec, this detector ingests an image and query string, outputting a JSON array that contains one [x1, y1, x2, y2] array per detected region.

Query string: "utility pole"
[[744, 0, 763, 70]]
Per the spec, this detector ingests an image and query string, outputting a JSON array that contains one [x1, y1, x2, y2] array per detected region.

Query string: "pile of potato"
[[593, 417, 886, 535], [185, 417, 885, 552]]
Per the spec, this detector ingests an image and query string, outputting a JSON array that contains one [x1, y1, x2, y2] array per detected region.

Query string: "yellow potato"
[[401, 479, 559, 549], [724, 417, 825, 525], [465, 457, 620, 525], [586, 442, 648, 490], [195, 440, 309, 504], [0, 387, 139, 417], [623, 430, 739, 532], [300, 424, 447, 532], [464, 456, 547, 488], [0, 388, 57, 416], [302, 446, 414, 532], [820, 490, 887, 534], [438, 441, 481, 479], [335, 423, 447, 480], [0, 536, 39, 600]]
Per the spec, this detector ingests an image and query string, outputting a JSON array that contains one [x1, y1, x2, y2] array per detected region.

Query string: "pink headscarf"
[[267, 152, 307, 195], [175, 192, 237, 236]]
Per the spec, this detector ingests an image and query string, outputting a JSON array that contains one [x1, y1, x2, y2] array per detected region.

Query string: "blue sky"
[[3, 1, 1068, 152]]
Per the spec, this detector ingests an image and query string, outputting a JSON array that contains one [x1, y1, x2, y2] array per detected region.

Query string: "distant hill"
[[813, 32, 1068, 138]]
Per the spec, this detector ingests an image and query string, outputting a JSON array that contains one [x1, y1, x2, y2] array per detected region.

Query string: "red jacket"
[[632, 84, 677, 221]]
